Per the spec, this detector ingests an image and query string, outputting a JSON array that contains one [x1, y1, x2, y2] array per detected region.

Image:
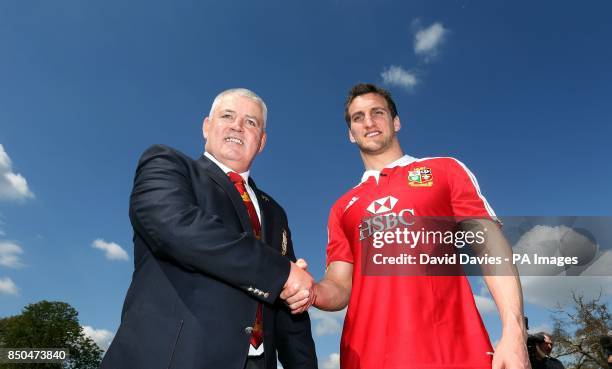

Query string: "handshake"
[[280, 259, 316, 314]]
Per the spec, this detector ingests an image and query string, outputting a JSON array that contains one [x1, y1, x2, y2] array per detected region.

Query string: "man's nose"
[[364, 115, 376, 127], [229, 117, 245, 131]]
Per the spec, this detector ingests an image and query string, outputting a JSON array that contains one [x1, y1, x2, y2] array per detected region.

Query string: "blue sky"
[[1, 0, 611, 367]]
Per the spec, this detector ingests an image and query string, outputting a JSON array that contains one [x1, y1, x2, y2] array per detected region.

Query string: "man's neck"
[[361, 146, 405, 171], [204, 151, 250, 175]]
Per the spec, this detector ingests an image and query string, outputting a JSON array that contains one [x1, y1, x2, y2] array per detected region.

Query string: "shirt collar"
[[204, 151, 250, 183], [360, 154, 417, 183]]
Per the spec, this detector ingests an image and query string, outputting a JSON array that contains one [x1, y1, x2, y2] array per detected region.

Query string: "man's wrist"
[[310, 283, 319, 308], [501, 314, 527, 338]]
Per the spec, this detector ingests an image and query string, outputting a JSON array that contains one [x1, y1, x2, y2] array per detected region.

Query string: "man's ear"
[[202, 117, 210, 139], [349, 129, 356, 143], [393, 115, 401, 132], [258, 132, 267, 153]]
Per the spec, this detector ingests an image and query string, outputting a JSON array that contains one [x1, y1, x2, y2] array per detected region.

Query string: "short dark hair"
[[344, 83, 398, 127], [535, 332, 553, 341]]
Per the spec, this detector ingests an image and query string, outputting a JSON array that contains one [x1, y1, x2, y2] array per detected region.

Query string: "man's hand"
[[492, 332, 531, 369], [283, 259, 317, 314], [280, 259, 315, 314]]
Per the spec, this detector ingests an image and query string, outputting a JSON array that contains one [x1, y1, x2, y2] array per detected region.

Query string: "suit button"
[[245, 326, 254, 334]]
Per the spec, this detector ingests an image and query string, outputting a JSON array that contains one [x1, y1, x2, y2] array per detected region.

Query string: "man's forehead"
[[349, 93, 389, 113], [215, 94, 263, 116]]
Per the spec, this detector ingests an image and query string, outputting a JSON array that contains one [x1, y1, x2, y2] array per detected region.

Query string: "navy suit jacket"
[[101, 145, 317, 369]]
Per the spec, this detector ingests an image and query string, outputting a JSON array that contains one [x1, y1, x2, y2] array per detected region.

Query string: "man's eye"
[[247, 119, 256, 126], [222, 114, 233, 120], [374, 110, 384, 116], [353, 116, 363, 123]]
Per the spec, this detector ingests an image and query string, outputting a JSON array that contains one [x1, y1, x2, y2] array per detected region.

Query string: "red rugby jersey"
[[326, 155, 496, 369]]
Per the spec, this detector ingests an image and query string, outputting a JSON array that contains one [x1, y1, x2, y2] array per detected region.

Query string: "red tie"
[[228, 172, 264, 349]]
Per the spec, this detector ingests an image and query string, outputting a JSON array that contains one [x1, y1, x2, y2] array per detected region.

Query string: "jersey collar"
[[360, 154, 417, 184]]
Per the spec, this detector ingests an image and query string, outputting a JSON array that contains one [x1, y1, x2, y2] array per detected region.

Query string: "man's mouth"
[[225, 137, 244, 145], [365, 131, 381, 138]]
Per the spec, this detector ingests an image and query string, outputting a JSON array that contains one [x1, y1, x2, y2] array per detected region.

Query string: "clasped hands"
[[279, 259, 316, 314]]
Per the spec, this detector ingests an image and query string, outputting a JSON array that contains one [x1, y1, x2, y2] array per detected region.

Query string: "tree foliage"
[[551, 292, 611, 369], [0, 300, 102, 369]]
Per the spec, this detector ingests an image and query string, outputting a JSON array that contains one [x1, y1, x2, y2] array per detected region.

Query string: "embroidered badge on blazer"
[[281, 229, 288, 256]]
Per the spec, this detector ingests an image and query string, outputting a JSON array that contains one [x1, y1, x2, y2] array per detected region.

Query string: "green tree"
[[551, 292, 611, 369], [0, 301, 103, 369]]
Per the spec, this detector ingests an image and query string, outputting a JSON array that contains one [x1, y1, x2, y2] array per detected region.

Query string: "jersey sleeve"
[[446, 158, 498, 220], [325, 203, 354, 266]]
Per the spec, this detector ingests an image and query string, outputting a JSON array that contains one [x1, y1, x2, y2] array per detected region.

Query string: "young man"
[[287, 83, 529, 369]]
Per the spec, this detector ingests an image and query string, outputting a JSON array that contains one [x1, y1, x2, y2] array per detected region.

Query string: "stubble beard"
[[357, 133, 395, 156]]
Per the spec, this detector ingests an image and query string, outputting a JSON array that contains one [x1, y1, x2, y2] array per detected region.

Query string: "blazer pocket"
[[109, 310, 184, 369]]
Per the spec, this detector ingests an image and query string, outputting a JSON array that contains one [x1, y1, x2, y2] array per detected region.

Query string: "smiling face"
[[347, 92, 400, 155], [203, 93, 267, 173]]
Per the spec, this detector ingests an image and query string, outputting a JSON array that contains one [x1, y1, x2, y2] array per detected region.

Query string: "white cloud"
[[92, 239, 129, 261], [513, 225, 605, 276], [528, 322, 552, 335], [381, 66, 418, 91], [82, 325, 114, 351], [0, 144, 34, 201], [477, 226, 612, 309], [474, 294, 497, 315], [0, 277, 18, 295], [0, 240, 24, 268], [521, 275, 612, 309], [414, 22, 448, 60], [320, 352, 340, 369], [575, 250, 612, 275], [309, 308, 346, 336]]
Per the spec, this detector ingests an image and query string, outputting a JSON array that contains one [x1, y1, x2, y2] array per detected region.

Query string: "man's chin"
[[220, 148, 245, 160], [357, 143, 387, 155], [219, 150, 256, 170]]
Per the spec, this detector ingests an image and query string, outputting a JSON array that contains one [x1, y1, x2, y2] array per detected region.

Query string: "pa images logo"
[[408, 167, 433, 187]]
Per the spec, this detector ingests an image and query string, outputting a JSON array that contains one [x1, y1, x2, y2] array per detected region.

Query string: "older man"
[[101, 88, 317, 369], [530, 333, 565, 369]]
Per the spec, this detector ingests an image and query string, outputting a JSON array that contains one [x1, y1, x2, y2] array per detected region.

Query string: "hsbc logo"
[[359, 207, 416, 240], [366, 196, 398, 214]]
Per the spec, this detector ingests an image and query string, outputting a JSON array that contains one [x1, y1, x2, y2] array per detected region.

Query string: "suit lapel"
[[197, 155, 252, 235]]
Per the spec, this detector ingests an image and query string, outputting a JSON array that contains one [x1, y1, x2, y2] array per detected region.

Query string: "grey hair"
[[208, 88, 268, 128]]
